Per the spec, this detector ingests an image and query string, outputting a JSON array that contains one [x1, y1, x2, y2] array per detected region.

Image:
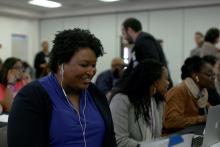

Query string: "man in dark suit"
[[121, 17, 172, 88]]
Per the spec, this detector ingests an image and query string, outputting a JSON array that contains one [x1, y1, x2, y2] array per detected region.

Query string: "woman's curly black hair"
[[49, 28, 104, 73], [181, 56, 206, 80], [113, 59, 165, 124]]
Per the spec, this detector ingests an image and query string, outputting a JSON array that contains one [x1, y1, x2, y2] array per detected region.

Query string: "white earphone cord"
[[60, 64, 87, 147], [63, 88, 87, 147]]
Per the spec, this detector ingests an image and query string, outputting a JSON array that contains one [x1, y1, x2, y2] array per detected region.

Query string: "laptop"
[[202, 104, 220, 147]]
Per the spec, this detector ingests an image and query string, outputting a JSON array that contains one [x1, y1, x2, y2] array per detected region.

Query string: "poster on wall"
[[11, 34, 28, 61]]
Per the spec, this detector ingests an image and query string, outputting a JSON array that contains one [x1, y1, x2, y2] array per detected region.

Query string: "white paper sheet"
[[141, 134, 194, 147], [0, 114, 8, 123]]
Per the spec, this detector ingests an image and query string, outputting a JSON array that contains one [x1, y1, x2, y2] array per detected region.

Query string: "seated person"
[[95, 57, 125, 100], [0, 57, 25, 112], [163, 56, 215, 134], [110, 59, 169, 147], [203, 55, 220, 105]]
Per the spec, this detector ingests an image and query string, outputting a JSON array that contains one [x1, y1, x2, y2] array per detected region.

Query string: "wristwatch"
[[6, 83, 16, 92]]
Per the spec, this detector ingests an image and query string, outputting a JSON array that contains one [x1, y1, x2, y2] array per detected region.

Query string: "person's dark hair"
[[112, 59, 164, 124], [203, 55, 217, 66], [123, 17, 142, 32], [181, 56, 206, 80], [0, 57, 21, 86], [22, 61, 30, 69], [204, 28, 220, 44], [49, 28, 104, 73]]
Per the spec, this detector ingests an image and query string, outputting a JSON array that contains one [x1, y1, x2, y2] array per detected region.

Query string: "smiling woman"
[[7, 28, 117, 147]]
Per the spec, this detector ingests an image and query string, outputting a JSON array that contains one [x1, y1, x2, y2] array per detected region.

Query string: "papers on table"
[[141, 134, 194, 147], [0, 114, 8, 123]]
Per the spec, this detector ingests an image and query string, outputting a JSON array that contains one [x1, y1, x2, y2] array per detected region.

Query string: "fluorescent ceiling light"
[[28, 0, 62, 8], [99, 0, 120, 2]]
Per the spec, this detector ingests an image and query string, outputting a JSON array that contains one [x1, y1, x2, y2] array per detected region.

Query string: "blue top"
[[39, 74, 105, 147]]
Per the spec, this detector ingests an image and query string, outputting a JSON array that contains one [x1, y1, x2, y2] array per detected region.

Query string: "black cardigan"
[[7, 81, 117, 147]]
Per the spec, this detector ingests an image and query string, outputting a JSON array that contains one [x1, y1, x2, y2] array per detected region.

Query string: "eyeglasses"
[[200, 72, 215, 80]]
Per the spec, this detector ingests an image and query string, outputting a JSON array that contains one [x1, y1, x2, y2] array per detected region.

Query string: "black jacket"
[[123, 32, 173, 88], [7, 81, 117, 147], [134, 32, 167, 65], [34, 51, 48, 78]]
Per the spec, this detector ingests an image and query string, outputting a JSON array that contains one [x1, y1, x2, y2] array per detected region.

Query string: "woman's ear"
[[191, 72, 196, 79], [191, 72, 199, 82]]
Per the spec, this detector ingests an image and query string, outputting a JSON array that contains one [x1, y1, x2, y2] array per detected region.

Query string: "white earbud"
[[60, 64, 66, 97], [61, 64, 64, 76]]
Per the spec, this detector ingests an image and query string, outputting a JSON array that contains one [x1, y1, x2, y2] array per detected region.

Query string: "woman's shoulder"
[[110, 93, 132, 116], [20, 80, 45, 92], [15, 80, 49, 102], [167, 82, 187, 93], [110, 93, 130, 106], [166, 82, 189, 100]]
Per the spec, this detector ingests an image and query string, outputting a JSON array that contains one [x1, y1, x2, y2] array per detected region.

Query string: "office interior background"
[[0, 0, 220, 84]]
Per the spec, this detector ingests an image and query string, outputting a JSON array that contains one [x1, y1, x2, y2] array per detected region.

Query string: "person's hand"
[[21, 72, 31, 84], [7, 69, 17, 84]]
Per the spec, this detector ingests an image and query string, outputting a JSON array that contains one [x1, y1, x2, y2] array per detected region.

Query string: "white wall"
[[39, 5, 220, 84], [88, 14, 117, 80], [40, 18, 64, 50], [184, 6, 220, 59], [0, 16, 39, 66], [149, 9, 184, 84]]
